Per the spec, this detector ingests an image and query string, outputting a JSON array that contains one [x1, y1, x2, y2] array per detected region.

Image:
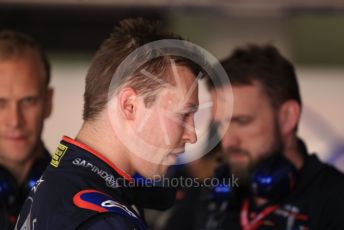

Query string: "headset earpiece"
[[210, 154, 298, 204], [251, 154, 298, 202], [210, 163, 236, 202]]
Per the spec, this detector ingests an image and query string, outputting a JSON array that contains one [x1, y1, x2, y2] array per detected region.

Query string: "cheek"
[[244, 121, 276, 157], [0, 111, 6, 123], [22, 106, 45, 130], [166, 117, 185, 142], [134, 111, 178, 148]]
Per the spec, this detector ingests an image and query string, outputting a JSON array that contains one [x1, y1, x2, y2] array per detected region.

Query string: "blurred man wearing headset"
[[166, 45, 344, 230], [206, 45, 344, 230]]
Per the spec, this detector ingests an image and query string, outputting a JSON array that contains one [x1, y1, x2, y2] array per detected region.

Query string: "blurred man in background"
[[165, 44, 344, 230], [0, 30, 53, 229], [207, 44, 344, 229]]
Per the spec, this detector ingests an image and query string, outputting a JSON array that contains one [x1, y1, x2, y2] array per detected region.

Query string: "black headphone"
[[251, 154, 298, 202], [211, 154, 298, 203], [209, 163, 236, 202]]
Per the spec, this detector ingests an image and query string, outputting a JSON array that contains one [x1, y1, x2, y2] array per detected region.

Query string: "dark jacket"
[[165, 143, 344, 230], [0, 146, 50, 230], [15, 136, 148, 230]]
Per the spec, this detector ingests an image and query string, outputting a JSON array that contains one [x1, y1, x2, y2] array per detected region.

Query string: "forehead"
[[232, 83, 269, 108], [158, 65, 199, 107], [0, 54, 44, 96], [212, 83, 272, 118]]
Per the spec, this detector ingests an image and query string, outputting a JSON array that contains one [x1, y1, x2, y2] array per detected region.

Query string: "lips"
[[169, 152, 181, 158], [227, 151, 246, 156], [3, 133, 27, 141]]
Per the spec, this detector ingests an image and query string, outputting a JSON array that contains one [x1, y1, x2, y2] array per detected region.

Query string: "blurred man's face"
[[132, 65, 199, 178], [0, 53, 52, 165], [212, 83, 282, 184]]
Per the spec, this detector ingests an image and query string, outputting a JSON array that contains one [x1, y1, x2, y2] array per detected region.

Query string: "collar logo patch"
[[50, 143, 68, 167]]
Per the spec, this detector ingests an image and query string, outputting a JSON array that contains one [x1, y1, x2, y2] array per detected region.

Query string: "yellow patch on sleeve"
[[50, 143, 68, 167]]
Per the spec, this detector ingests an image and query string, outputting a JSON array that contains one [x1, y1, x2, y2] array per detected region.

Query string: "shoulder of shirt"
[[77, 212, 137, 230], [317, 160, 344, 188], [305, 155, 344, 186]]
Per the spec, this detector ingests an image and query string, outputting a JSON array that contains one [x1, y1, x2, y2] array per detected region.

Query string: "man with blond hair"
[[0, 30, 52, 229]]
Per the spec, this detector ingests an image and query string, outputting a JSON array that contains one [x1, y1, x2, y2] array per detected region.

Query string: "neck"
[[253, 137, 304, 207], [0, 142, 44, 185], [76, 115, 133, 176], [284, 136, 304, 170]]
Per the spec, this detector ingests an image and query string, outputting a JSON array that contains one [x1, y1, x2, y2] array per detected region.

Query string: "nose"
[[6, 103, 23, 128], [183, 117, 197, 144], [221, 127, 240, 150]]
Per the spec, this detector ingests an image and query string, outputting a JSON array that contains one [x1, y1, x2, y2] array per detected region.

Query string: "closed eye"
[[231, 116, 253, 126]]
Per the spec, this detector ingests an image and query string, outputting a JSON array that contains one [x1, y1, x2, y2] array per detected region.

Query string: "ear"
[[44, 87, 54, 119], [117, 87, 137, 120], [278, 100, 301, 136]]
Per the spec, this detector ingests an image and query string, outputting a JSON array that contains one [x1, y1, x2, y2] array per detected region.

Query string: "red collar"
[[62, 136, 132, 182]]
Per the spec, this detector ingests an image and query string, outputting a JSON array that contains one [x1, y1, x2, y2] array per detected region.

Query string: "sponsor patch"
[[72, 158, 118, 188], [50, 143, 68, 167]]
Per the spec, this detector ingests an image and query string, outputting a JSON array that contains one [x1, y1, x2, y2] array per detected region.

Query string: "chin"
[[229, 157, 250, 169], [149, 165, 169, 179], [135, 165, 166, 179], [2, 152, 31, 164], [229, 159, 250, 174]]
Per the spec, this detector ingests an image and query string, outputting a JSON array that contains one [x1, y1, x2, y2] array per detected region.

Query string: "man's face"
[[0, 53, 52, 165], [213, 83, 283, 183], [132, 65, 199, 177]]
